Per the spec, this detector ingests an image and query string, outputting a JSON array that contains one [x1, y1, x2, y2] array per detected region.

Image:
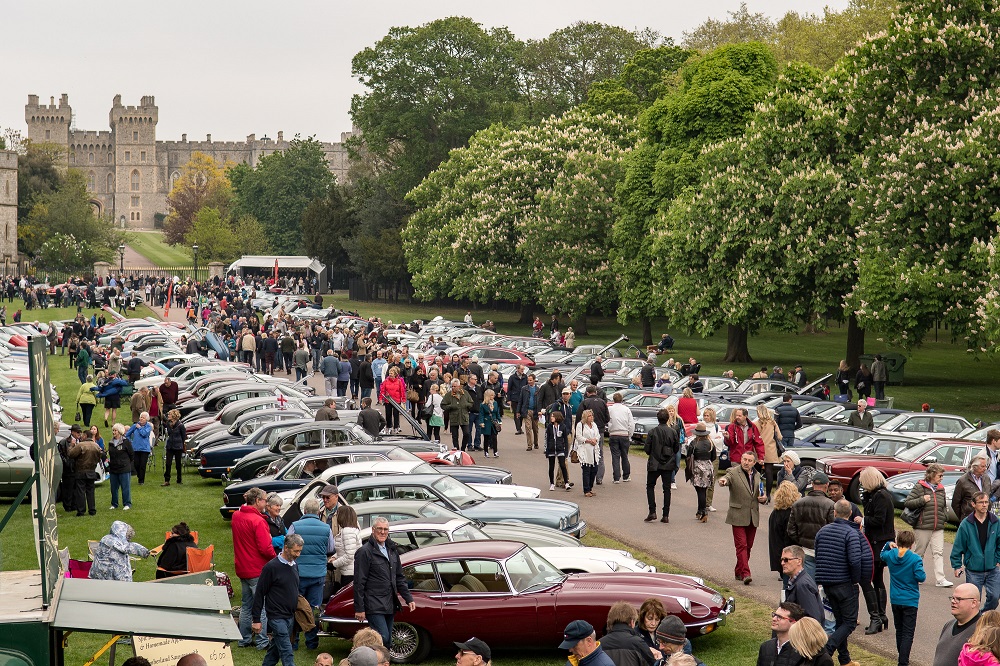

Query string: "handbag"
[[493, 419, 502, 434], [420, 401, 433, 419], [900, 506, 922, 527], [406, 388, 419, 402], [570, 449, 580, 464], [74, 402, 81, 423]]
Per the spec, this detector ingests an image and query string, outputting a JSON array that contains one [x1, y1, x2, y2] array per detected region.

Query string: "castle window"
[[87, 172, 95, 192], [45, 130, 50, 140], [131, 196, 140, 207], [130, 212, 134, 221], [107, 173, 114, 190], [133, 131, 138, 141], [88, 152, 94, 164], [135, 211, 140, 221], [131, 170, 140, 192], [4, 180, 8, 196], [4, 225, 7, 240], [170, 171, 180, 190], [70, 152, 76, 164], [125, 151, 130, 162], [140, 151, 146, 162]]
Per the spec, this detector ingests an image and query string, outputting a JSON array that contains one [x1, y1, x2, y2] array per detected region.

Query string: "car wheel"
[[848, 476, 863, 504], [390, 622, 431, 663]]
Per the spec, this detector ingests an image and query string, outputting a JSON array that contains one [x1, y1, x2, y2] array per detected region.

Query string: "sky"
[[3, 0, 850, 144]]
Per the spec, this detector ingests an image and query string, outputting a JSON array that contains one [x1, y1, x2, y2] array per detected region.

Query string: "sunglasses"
[[780, 557, 800, 563], [771, 613, 792, 620]]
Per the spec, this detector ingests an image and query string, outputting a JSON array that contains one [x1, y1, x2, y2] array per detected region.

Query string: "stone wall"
[[0, 150, 18, 270]]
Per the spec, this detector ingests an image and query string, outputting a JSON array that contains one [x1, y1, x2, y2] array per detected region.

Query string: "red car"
[[321, 541, 733, 663], [455, 345, 535, 367], [816, 438, 981, 502]]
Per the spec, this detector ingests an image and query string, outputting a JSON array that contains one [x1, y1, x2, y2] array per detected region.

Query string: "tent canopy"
[[227, 255, 324, 273]]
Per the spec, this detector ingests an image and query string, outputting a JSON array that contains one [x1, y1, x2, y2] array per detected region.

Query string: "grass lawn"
[[126, 231, 192, 267], [325, 293, 1000, 422]]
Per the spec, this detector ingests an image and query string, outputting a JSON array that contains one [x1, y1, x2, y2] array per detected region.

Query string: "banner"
[[28, 336, 60, 606], [134, 636, 234, 666]]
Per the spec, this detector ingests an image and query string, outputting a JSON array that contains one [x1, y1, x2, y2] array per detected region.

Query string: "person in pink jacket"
[[232, 487, 275, 649], [379, 366, 407, 434]]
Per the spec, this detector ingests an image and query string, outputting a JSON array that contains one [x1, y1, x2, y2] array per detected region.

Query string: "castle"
[[0, 150, 16, 271], [24, 94, 354, 230]]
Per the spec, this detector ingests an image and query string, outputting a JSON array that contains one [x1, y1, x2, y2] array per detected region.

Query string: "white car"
[[875, 412, 972, 439], [358, 517, 655, 573]]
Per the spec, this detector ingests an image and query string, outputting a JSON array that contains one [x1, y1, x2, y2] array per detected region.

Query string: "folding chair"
[[67, 559, 93, 578], [87, 540, 100, 561], [185, 544, 215, 574]]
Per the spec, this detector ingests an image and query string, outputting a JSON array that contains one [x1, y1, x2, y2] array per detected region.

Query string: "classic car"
[[346, 499, 580, 546], [286, 473, 586, 537], [789, 424, 872, 450], [186, 409, 312, 466], [0, 443, 34, 496], [887, 470, 963, 524], [452, 345, 536, 367], [789, 433, 925, 471], [816, 438, 981, 503], [320, 541, 733, 662], [875, 412, 973, 438], [357, 517, 655, 573]]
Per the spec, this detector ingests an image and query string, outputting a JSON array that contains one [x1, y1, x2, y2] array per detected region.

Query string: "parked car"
[[790, 424, 873, 450], [887, 470, 963, 524], [791, 433, 925, 471], [876, 412, 972, 438], [320, 541, 733, 663], [0, 443, 34, 496]]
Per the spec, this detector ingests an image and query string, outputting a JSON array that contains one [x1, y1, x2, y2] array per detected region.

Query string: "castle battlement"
[[70, 130, 113, 143], [0, 151, 17, 170], [25, 94, 70, 113]]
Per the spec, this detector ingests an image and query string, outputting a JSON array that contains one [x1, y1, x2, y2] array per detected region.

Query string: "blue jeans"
[[293, 576, 325, 649], [582, 464, 597, 494], [262, 615, 295, 666], [109, 472, 131, 508], [823, 582, 858, 665], [670, 450, 682, 483], [295, 367, 306, 382], [367, 613, 394, 647], [966, 567, 1000, 611], [239, 577, 268, 648], [473, 418, 484, 449]]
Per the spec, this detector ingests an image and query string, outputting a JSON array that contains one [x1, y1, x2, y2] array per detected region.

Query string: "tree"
[[23, 170, 120, 272], [16, 142, 63, 225], [612, 42, 779, 351], [230, 138, 334, 254], [184, 207, 236, 262], [232, 215, 272, 257], [163, 152, 232, 245], [682, 3, 776, 53], [301, 187, 352, 280], [584, 45, 694, 117]]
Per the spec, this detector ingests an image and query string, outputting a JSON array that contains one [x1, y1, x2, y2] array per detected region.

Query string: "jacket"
[[953, 472, 997, 523], [379, 376, 407, 405], [904, 479, 947, 531], [644, 425, 679, 473], [126, 422, 153, 453], [536, 380, 564, 414], [76, 382, 98, 405], [441, 389, 473, 426], [331, 526, 361, 576], [951, 512, 1000, 573], [722, 465, 763, 528], [814, 518, 873, 585], [320, 355, 340, 378], [545, 421, 569, 457], [787, 491, 835, 549], [959, 645, 1000, 666], [507, 372, 528, 409], [359, 361, 375, 389], [232, 504, 275, 579], [106, 436, 134, 474], [677, 397, 698, 426], [724, 421, 765, 461], [756, 418, 783, 464], [589, 361, 605, 385], [357, 408, 386, 437], [607, 403, 636, 437], [578, 395, 610, 431], [768, 507, 793, 572], [783, 569, 824, 623], [518, 384, 540, 414], [353, 537, 413, 615], [871, 359, 888, 382], [68, 440, 102, 477], [756, 638, 802, 666], [776, 466, 809, 493], [599, 623, 654, 666], [95, 377, 129, 398], [862, 487, 897, 543], [288, 513, 334, 579], [157, 533, 197, 576], [575, 422, 602, 465], [567, 644, 616, 666], [164, 420, 186, 452], [89, 521, 149, 582], [881, 542, 926, 607], [774, 403, 801, 438], [480, 401, 502, 435], [847, 410, 874, 430]]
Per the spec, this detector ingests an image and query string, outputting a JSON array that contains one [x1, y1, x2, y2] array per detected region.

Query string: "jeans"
[[295, 367, 306, 382], [324, 376, 337, 396], [966, 567, 1000, 611], [608, 436, 631, 481], [337, 380, 348, 397], [874, 381, 886, 401], [109, 472, 131, 508], [823, 582, 859, 665], [670, 450, 682, 483], [238, 577, 269, 648], [582, 464, 597, 493], [473, 418, 484, 449], [293, 576, 325, 649], [164, 450, 183, 483], [596, 441, 606, 482], [548, 456, 569, 486], [891, 604, 918, 666], [385, 404, 400, 430], [261, 615, 295, 666], [366, 613, 394, 648], [646, 469, 672, 517]]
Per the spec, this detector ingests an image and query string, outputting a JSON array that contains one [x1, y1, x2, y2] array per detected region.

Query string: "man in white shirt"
[[607, 392, 636, 484]]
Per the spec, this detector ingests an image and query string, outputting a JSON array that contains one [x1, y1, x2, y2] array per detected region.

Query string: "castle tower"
[[0, 151, 18, 272], [109, 94, 160, 229], [24, 94, 72, 156]]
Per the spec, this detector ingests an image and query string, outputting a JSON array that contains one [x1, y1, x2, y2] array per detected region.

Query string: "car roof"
[[399, 540, 525, 563], [370, 517, 467, 531], [316, 461, 424, 477], [339, 474, 449, 489]]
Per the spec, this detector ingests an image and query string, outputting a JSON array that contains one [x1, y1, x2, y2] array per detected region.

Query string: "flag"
[[163, 280, 174, 318], [274, 258, 279, 283]]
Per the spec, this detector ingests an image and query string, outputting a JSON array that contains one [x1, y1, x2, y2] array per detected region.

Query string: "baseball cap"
[[559, 620, 594, 649], [319, 484, 340, 497], [655, 616, 686, 644], [811, 472, 830, 484], [454, 638, 491, 661], [347, 647, 378, 666], [562, 388, 571, 394]]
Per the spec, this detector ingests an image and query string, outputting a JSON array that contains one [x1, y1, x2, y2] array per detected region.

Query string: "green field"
[[326, 293, 1000, 422], [126, 231, 192, 267]]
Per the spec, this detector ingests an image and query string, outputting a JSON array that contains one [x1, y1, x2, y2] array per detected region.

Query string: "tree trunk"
[[722, 324, 753, 363], [846, 314, 865, 371], [517, 302, 535, 325], [572, 314, 589, 337], [642, 317, 653, 347]]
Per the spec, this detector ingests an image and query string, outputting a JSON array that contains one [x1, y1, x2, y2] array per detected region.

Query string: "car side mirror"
[[921, 457, 937, 465], [899, 426, 908, 432], [814, 438, 826, 444]]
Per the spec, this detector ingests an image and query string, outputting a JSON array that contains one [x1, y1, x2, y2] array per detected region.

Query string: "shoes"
[[110, 506, 117, 510], [494, 453, 499, 458], [596, 481, 603, 485], [567, 482, 575, 488], [644, 513, 657, 522], [75, 513, 85, 517], [585, 492, 595, 497], [744, 577, 753, 585], [534, 445, 539, 449], [613, 480, 621, 484], [708, 506, 717, 512], [550, 484, 556, 491], [104, 420, 109, 427], [526, 448, 533, 451], [161, 482, 170, 486], [123, 506, 131, 511], [565, 484, 572, 491], [735, 576, 744, 582], [936, 580, 954, 588], [660, 516, 669, 523], [623, 478, 631, 482], [177, 480, 182, 484], [699, 515, 708, 523], [671, 482, 678, 489], [515, 431, 523, 435], [865, 616, 884, 635]]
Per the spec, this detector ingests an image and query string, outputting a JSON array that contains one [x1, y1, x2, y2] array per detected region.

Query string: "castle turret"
[[25, 94, 71, 148], [109, 94, 161, 228], [0, 150, 18, 271]]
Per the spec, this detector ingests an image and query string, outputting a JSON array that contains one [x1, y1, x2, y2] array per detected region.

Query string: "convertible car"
[[320, 541, 733, 663]]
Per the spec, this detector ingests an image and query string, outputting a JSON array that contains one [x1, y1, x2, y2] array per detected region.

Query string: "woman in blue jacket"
[[125, 413, 154, 485], [480, 389, 502, 459]]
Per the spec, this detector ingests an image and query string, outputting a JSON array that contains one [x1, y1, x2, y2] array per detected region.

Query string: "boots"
[[862, 586, 883, 634], [877, 588, 889, 627]]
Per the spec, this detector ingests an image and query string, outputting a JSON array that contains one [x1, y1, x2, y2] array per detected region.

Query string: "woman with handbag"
[[480, 389, 502, 459], [76, 374, 98, 427], [408, 364, 427, 422], [544, 411, 570, 492], [836, 360, 852, 400], [755, 405, 783, 503], [426, 385, 445, 441], [379, 366, 407, 434], [860, 466, 896, 634], [702, 407, 725, 512], [687, 423, 717, 522], [856, 363, 874, 402], [904, 463, 952, 587], [576, 409, 602, 497]]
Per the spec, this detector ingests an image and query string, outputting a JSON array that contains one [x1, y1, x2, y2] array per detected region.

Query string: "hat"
[[454, 638, 491, 661], [811, 472, 830, 485], [693, 422, 709, 437], [562, 388, 572, 395], [319, 484, 339, 497], [70, 424, 83, 433], [655, 616, 686, 644], [347, 647, 378, 666], [559, 620, 594, 649], [782, 450, 801, 466]]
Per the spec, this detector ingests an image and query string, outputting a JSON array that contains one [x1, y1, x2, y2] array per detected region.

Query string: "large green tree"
[[184, 207, 236, 262], [229, 138, 334, 254], [163, 152, 233, 245], [301, 186, 353, 281], [16, 142, 63, 226], [584, 45, 694, 117]]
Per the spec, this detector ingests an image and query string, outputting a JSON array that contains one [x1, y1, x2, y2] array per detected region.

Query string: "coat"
[[441, 388, 474, 426], [575, 422, 602, 466], [774, 403, 801, 439], [599, 623, 655, 666], [756, 418, 783, 464], [951, 512, 1000, 573], [756, 638, 802, 666], [331, 526, 362, 577], [507, 372, 529, 410], [953, 473, 1000, 523], [644, 424, 679, 473], [353, 537, 413, 615], [814, 518, 873, 585], [863, 487, 897, 544], [721, 466, 763, 527], [787, 491, 835, 550], [479, 401, 502, 435], [89, 521, 149, 582], [768, 507, 793, 572], [232, 504, 275, 580], [847, 410, 874, 430], [724, 421, 765, 462], [904, 479, 948, 531], [379, 376, 407, 405]]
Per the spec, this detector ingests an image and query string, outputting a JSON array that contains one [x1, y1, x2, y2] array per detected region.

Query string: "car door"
[[436, 558, 535, 644], [872, 438, 914, 457], [341, 483, 394, 505], [925, 444, 970, 467], [898, 416, 933, 434]]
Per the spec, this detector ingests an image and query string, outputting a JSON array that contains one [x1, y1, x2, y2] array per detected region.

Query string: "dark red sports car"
[[321, 541, 734, 663]]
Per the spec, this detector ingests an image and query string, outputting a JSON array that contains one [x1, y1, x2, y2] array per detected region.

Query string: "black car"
[[194, 417, 313, 477], [790, 424, 873, 449]]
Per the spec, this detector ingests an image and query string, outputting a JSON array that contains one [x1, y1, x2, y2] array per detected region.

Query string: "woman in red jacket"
[[677, 388, 699, 425], [379, 366, 407, 434]]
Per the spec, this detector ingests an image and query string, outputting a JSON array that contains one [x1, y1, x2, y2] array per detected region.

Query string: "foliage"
[[162, 152, 233, 245], [584, 45, 694, 117], [230, 138, 334, 255], [301, 188, 352, 277], [683, 3, 777, 53], [16, 141, 64, 225], [232, 215, 272, 257], [22, 170, 120, 272], [184, 207, 236, 263], [404, 109, 634, 316]]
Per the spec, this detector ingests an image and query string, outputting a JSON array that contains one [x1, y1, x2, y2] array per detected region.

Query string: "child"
[[881, 530, 926, 666], [959, 610, 1000, 666]]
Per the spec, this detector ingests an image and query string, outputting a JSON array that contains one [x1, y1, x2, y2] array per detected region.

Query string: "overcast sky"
[[3, 0, 849, 144]]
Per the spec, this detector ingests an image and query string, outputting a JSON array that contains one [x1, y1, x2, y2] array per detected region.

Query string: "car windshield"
[[410, 462, 438, 475], [348, 424, 375, 444], [795, 425, 824, 439], [505, 546, 566, 593], [896, 440, 940, 462], [386, 448, 419, 462], [418, 501, 462, 520], [0, 430, 32, 449], [452, 523, 490, 541], [879, 413, 910, 431], [431, 476, 486, 508], [841, 436, 874, 453]]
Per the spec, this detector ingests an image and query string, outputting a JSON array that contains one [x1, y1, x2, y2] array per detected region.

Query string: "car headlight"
[[605, 561, 619, 571], [674, 596, 692, 613], [893, 481, 915, 490], [559, 516, 568, 530], [635, 424, 645, 433]]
